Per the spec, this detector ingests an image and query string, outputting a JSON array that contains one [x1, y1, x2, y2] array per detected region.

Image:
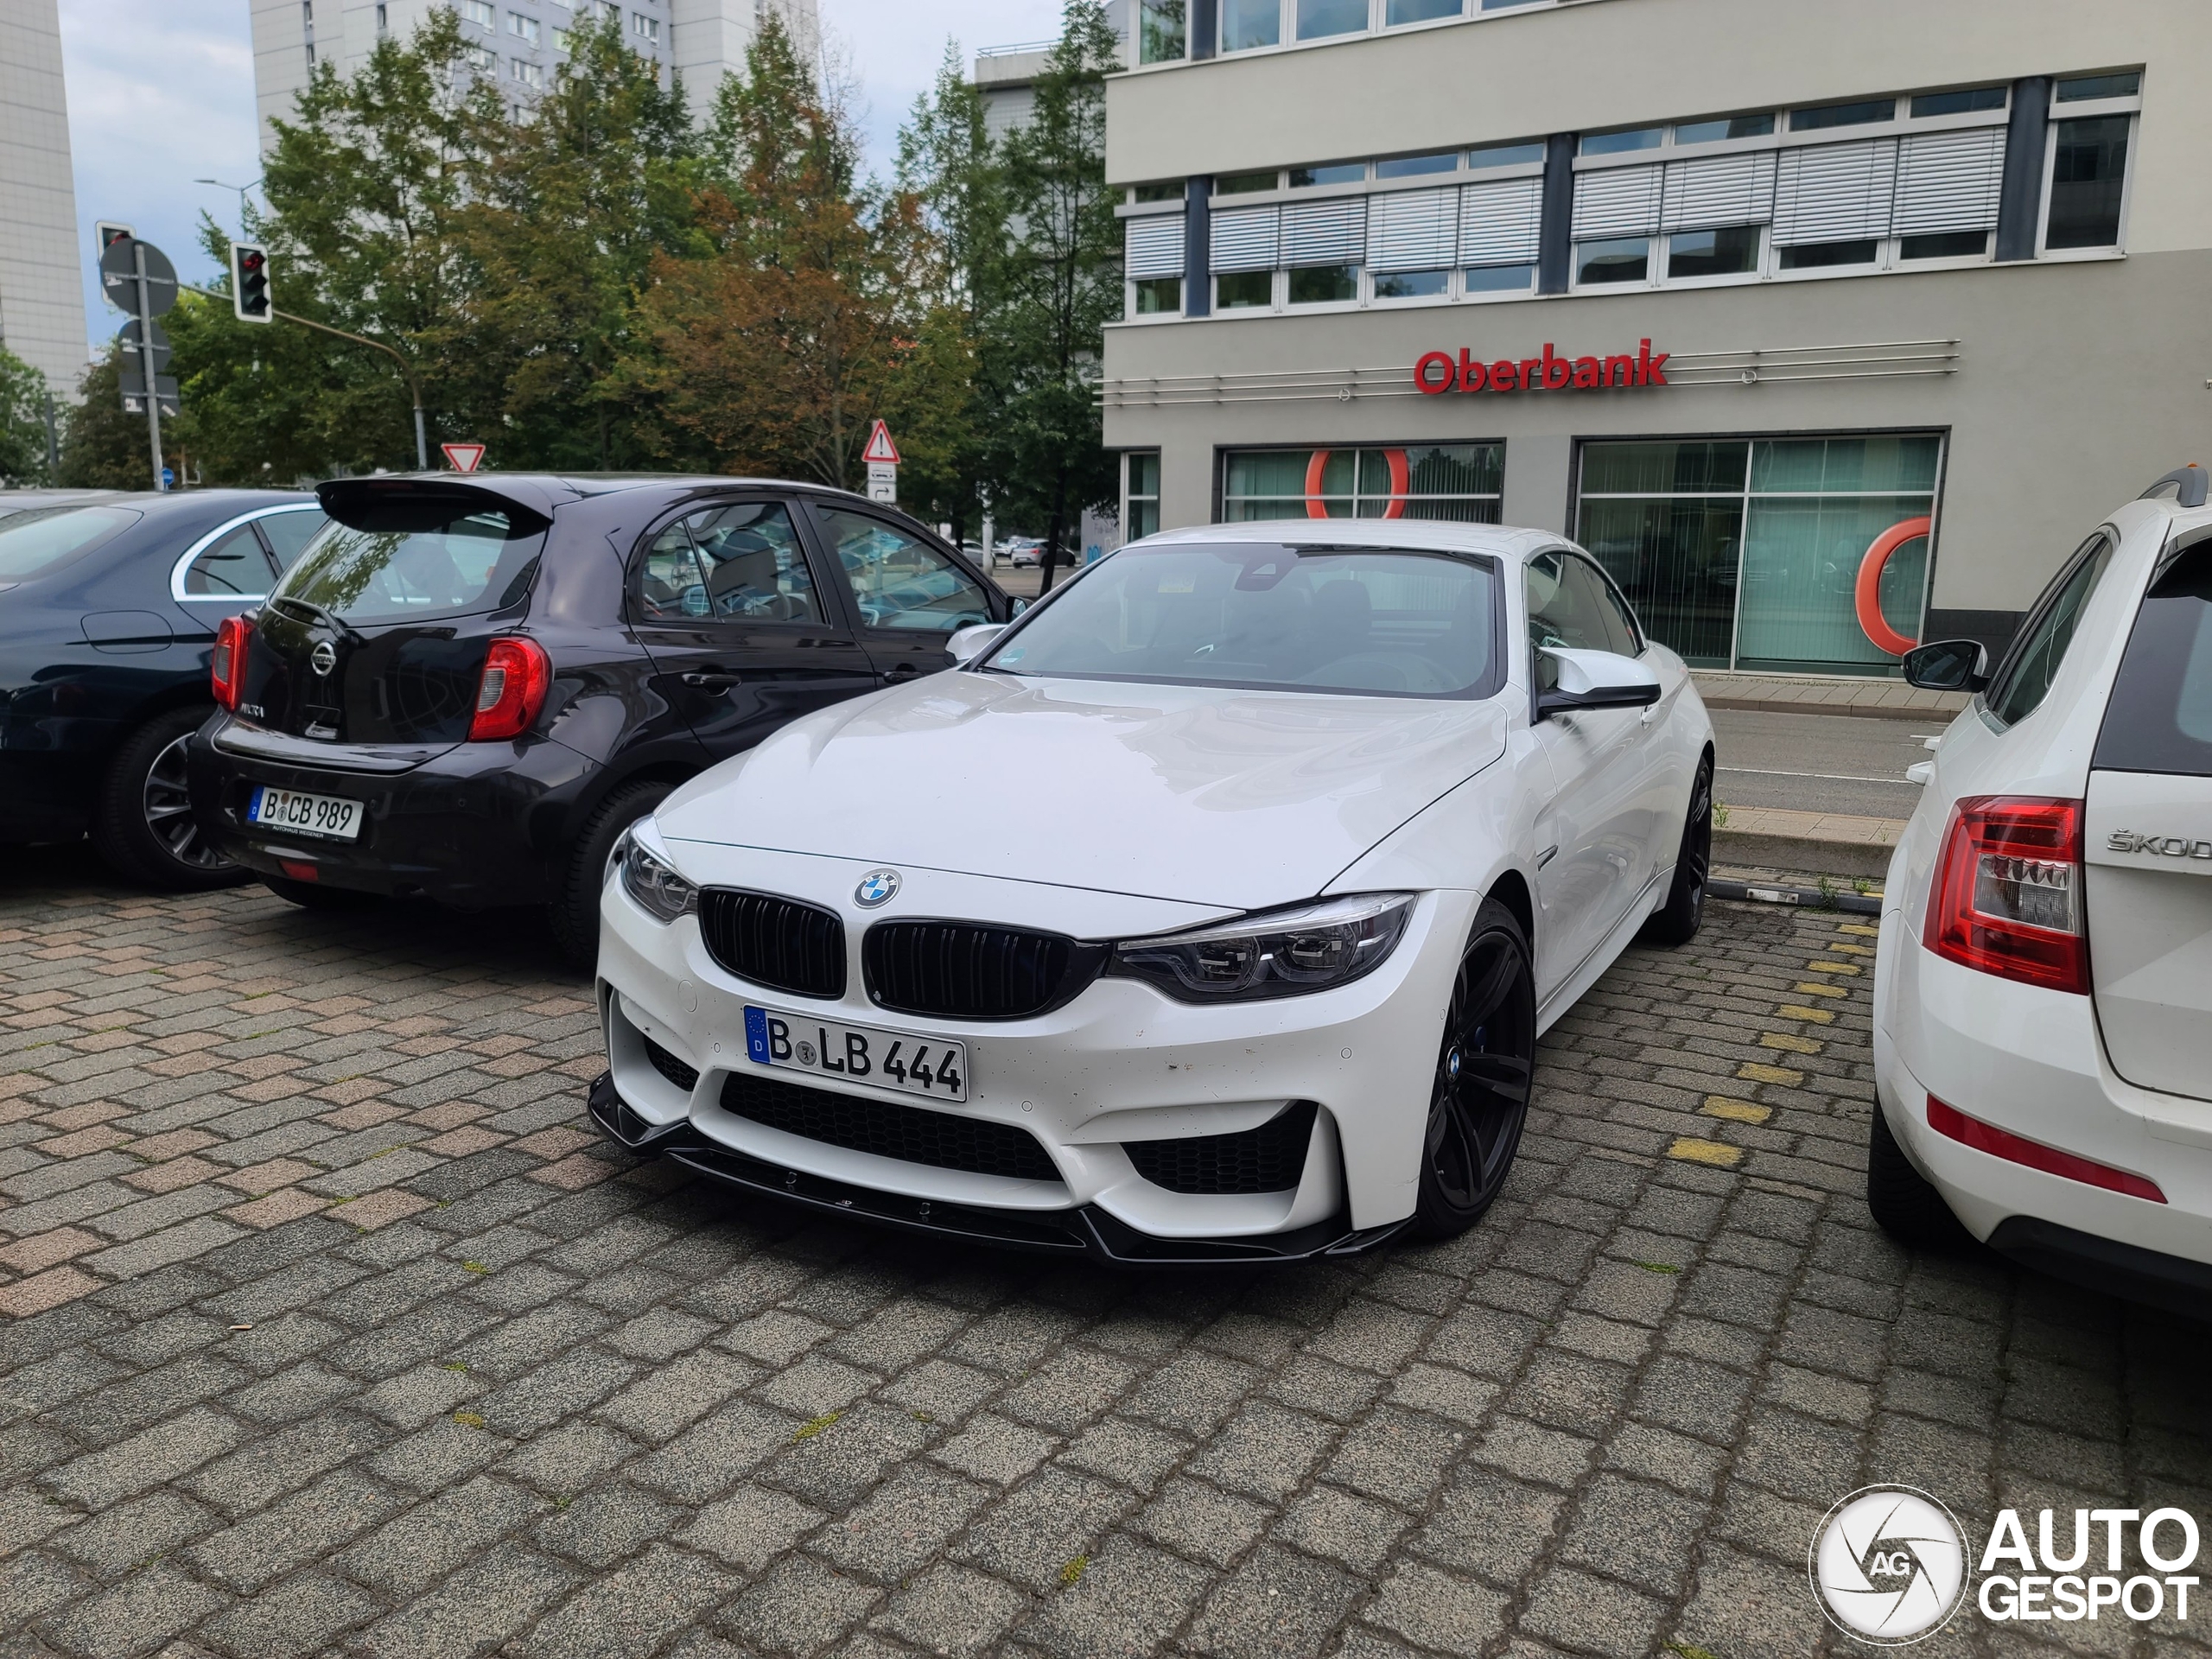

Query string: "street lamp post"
[[194, 177, 263, 237]]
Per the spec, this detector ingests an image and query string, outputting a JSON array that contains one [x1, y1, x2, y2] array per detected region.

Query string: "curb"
[[1713, 827, 1893, 880], [1710, 876, 1884, 916], [1698, 696, 1964, 724]]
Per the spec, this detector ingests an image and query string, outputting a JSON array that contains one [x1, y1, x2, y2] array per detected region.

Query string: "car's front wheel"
[[90, 708, 247, 892], [1640, 752, 1713, 948], [550, 778, 674, 972], [1412, 898, 1537, 1239]]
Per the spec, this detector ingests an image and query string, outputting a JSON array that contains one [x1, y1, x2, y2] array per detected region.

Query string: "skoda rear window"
[[982, 543, 1503, 698], [0, 506, 142, 584], [272, 505, 542, 626], [2092, 535, 2212, 777]]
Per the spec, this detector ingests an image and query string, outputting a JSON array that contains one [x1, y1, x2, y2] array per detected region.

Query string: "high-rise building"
[[248, 0, 819, 147], [0, 0, 91, 397]]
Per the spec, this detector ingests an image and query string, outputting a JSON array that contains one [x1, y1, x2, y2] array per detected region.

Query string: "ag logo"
[[1810, 1485, 1969, 1645], [855, 869, 900, 908]]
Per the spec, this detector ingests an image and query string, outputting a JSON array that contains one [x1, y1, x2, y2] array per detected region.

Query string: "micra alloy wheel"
[[1414, 898, 1537, 1238], [91, 707, 246, 892]]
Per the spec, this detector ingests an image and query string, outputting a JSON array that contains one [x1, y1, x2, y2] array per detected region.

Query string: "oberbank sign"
[[1414, 338, 1669, 395], [1808, 1485, 2205, 1645]]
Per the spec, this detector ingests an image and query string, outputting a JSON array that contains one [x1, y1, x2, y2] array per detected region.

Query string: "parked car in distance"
[[1004, 538, 1043, 569], [185, 473, 1014, 966], [1869, 465, 2212, 1314], [591, 521, 1715, 1262], [0, 490, 327, 887]]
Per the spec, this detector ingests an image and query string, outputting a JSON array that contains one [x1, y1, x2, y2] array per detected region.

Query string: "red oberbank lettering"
[[1414, 339, 1670, 394]]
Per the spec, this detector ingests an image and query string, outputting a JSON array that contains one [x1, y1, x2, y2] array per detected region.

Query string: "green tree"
[[56, 350, 153, 489], [457, 14, 702, 467], [973, 2, 1122, 589], [626, 16, 955, 491], [0, 348, 54, 486]]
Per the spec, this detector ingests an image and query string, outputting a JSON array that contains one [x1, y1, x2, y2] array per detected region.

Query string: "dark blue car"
[[0, 489, 327, 887]]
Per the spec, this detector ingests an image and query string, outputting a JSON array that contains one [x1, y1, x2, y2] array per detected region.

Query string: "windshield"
[[983, 543, 1500, 697], [0, 506, 142, 582], [272, 506, 542, 626]]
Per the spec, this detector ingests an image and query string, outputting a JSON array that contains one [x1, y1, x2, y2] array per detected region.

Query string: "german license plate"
[[246, 785, 363, 842], [743, 1007, 967, 1103]]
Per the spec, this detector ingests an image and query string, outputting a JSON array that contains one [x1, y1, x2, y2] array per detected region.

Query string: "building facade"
[[1101, 0, 2210, 671], [249, 0, 819, 144], [0, 0, 91, 399]]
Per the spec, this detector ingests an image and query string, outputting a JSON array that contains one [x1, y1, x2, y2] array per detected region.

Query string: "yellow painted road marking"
[[1805, 960, 1862, 976], [1738, 1061, 1803, 1086], [1838, 923, 1881, 938], [1828, 942, 1873, 957], [1668, 1137, 1743, 1168], [1702, 1096, 1771, 1125], [1794, 982, 1848, 999], [1777, 1004, 1835, 1024], [1762, 1032, 1822, 1055]]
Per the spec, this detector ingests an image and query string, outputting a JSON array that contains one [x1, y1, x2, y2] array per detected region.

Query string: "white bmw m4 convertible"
[[589, 522, 1715, 1263]]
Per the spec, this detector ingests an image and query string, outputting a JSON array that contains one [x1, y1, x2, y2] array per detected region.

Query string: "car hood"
[[657, 671, 1511, 909]]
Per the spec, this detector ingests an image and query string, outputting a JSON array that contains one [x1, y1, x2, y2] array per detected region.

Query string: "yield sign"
[[861, 420, 900, 466], [441, 442, 486, 473]]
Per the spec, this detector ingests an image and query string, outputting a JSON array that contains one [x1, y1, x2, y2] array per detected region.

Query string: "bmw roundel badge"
[[855, 869, 900, 908]]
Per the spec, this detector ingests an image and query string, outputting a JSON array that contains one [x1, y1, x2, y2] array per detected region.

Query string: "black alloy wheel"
[[90, 707, 247, 892], [1413, 899, 1537, 1238], [1641, 753, 1713, 948]]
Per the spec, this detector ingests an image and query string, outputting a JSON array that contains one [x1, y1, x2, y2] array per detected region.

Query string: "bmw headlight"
[[1109, 893, 1415, 1002], [616, 821, 697, 924]]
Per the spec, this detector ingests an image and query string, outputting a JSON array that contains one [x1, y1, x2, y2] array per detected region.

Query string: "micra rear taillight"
[[212, 614, 251, 711], [1923, 795, 2088, 994], [469, 636, 551, 741]]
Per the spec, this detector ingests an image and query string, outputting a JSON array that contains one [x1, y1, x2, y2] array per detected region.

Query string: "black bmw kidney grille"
[[641, 1036, 699, 1093], [864, 922, 1104, 1020], [1124, 1102, 1319, 1195], [699, 889, 847, 999], [719, 1070, 1060, 1182]]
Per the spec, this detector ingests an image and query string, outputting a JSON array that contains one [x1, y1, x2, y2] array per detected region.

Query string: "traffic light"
[[232, 242, 273, 324]]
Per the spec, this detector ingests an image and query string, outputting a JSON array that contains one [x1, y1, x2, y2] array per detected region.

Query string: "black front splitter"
[[585, 1071, 1407, 1268]]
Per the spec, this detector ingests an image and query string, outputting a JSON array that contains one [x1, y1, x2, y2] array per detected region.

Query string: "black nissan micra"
[[185, 473, 1012, 965], [0, 489, 326, 887]]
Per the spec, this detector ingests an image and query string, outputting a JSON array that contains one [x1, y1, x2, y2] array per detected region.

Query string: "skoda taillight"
[[212, 614, 251, 711], [1923, 796, 2088, 995], [468, 636, 551, 741]]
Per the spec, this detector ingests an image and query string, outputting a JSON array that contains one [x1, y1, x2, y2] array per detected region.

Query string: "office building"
[[0, 0, 91, 397]]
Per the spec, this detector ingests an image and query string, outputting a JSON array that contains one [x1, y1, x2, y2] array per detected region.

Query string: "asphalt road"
[[1709, 708, 1941, 821]]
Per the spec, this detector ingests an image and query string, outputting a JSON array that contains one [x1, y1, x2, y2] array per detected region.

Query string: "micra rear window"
[[274, 505, 543, 626], [2092, 534, 2212, 777]]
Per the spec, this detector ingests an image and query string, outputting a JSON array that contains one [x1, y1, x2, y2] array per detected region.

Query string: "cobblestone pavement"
[[1, 847, 2206, 1659]]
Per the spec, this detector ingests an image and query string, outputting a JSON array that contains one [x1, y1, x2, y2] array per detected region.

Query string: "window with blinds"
[[1890, 127, 2005, 236], [1281, 198, 1367, 267], [1771, 139, 1898, 245], [1209, 206, 1281, 273], [1125, 215, 1185, 280], [1660, 152, 1777, 232], [1571, 166, 1662, 239], [1458, 176, 1543, 266], [1366, 188, 1459, 271]]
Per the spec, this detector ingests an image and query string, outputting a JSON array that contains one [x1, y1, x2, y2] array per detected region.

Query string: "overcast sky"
[[57, 0, 1066, 356]]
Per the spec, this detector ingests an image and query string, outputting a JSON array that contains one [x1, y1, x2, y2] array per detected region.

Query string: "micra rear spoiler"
[[316, 475, 564, 535]]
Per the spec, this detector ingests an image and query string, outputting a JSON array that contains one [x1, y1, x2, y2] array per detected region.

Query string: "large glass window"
[[2046, 116, 2130, 250], [1297, 0, 1367, 39], [984, 543, 1500, 700], [1139, 0, 1185, 62], [1387, 0, 1460, 22], [1287, 264, 1357, 304], [1224, 444, 1503, 524], [1124, 453, 1161, 542], [1575, 435, 1942, 675], [1221, 0, 1280, 50]]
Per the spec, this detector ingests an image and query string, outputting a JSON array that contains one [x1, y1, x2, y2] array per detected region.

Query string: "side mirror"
[[1535, 647, 1662, 721], [1010, 597, 1030, 616], [1900, 638, 1990, 693], [948, 622, 1007, 666]]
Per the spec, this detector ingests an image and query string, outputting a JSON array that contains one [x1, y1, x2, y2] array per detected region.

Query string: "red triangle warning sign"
[[441, 442, 486, 474], [861, 420, 900, 466]]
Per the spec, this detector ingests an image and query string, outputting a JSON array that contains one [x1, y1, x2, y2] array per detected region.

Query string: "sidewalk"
[[1713, 803, 1906, 880], [1692, 669, 1968, 722]]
